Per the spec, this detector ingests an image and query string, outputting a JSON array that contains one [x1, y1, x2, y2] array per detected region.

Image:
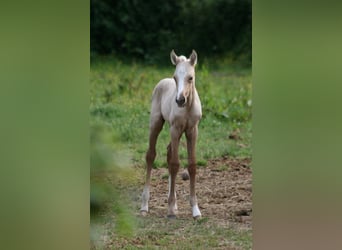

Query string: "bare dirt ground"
[[93, 156, 252, 250], [147, 156, 252, 227]]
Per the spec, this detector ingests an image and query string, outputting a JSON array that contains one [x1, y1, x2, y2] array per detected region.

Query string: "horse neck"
[[186, 82, 196, 110]]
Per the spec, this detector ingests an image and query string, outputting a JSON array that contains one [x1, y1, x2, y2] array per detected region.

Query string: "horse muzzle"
[[176, 96, 186, 107]]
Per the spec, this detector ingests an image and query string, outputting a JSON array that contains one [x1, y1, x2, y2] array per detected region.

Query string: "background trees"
[[91, 0, 251, 64]]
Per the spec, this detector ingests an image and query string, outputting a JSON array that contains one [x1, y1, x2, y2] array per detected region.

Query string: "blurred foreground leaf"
[[90, 122, 138, 247]]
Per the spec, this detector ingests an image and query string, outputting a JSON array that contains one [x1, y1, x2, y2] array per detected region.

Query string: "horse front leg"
[[186, 125, 201, 219], [141, 116, 164, 216], [166, 126, 181, 218]]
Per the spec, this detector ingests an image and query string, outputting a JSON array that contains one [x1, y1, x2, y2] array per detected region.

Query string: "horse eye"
[[188, 76, 193, 82], [173, 76, 177, 82]]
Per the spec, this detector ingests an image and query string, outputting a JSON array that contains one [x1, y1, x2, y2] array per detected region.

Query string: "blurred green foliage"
[[91, 0, 251, 64], [90, 122, 137, 245]]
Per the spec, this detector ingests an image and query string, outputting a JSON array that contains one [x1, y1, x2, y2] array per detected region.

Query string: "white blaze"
[[175, 64, 187, 100], [177, 80, 184, 100]]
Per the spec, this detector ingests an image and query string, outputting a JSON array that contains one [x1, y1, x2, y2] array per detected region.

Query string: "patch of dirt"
[[146, 156, 252, 227]]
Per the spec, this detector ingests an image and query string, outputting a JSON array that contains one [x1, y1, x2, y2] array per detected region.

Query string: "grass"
[[95, 216, 252, 250], [90, 57, 252, 168], [90, 56, 252, 249]]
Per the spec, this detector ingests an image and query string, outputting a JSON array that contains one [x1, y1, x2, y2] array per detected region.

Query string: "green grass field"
[[90, 57, 251, 167], [90, 56, 252, 249]]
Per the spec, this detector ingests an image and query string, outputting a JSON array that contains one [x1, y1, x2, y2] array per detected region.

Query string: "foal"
[[140, 50, 202, 219]]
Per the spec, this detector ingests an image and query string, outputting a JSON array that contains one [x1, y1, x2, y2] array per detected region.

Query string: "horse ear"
[[189, 50, 197, 66], [170, 50, 178, 65]]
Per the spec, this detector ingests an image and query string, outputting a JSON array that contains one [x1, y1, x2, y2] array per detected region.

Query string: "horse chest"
[[170, 110, 201, 130]]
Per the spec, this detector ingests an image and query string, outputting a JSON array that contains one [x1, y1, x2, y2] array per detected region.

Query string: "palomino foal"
[[141, 50, 202, 219]]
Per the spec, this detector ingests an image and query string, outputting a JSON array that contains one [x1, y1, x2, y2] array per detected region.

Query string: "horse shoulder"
[[155, 78, 175, 122]]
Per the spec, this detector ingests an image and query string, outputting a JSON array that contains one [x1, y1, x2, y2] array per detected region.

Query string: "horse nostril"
[[176, 96, 185, 106]]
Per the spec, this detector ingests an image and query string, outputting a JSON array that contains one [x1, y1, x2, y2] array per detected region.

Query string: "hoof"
[[140, 210, 148, 217], [181, 171, 189, 181], [193, 215, 201, 220], [167, 214, 177, 219]]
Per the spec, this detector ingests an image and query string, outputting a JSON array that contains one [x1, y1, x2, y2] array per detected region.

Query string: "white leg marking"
[[168, 176, 178, 212], [141, 186, 150, 212], [168, 176, 171, 199], [192, 204, 201, 218]]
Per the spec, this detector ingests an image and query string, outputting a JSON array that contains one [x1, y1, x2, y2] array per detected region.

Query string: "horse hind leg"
[[167, 143, 178, 213], [186, 126, 201, 219], [140, 115, 164, 215], [166, 127, 182, 218]]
